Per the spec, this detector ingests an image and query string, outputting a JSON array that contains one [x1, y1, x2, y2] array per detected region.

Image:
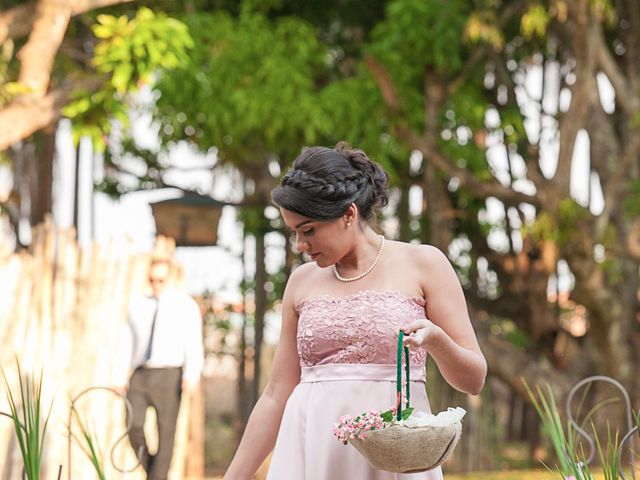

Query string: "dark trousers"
[[127, 367, 182, 480]]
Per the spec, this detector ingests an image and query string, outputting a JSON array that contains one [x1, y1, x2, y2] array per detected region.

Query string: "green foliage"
[[370, 0, 469, 76], [464, 9, 504, 50], [0, 41, 20, 164], [521, 4, 550, 39], [63, 87, 130, 149], [317, 67, 408, 181], [1, 362, 53, 480], [367, 0, 470, 131], [93, 7, 194, 92], [623, 180, 640, 218], [590, 0, 617, 25], [529, 212, 558, 243], [598, 258, 623, 285], [528, 200, 591, 247], [0, 41, 25, 107], [380, 406, 413, 422], [491, 319, 531, 349], [498, 108, 528, 145], [439, 85, 494, 182], [64, 7, 193, 150], [241, 0, 284, 13], [380, 409, 394, 422], [556, 199, 591, 245], [240, 206, 270, 236], [153, 10, 331, 164]]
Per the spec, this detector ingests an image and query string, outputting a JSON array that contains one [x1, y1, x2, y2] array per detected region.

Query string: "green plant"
[[522, 379, 593, 479], [69, 405, 106, 480], [1, 362, 53, 480], [592, 422, 620, 480]]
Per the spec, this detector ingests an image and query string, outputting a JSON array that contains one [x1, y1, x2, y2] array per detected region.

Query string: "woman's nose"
[[295, 233, 309, 252]]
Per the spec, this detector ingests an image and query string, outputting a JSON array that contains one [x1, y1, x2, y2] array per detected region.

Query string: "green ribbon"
[[396, 331, 411, 421]]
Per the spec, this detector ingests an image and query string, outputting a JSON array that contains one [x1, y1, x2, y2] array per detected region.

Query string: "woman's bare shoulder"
[[389, 240, 448, 266], [387, 241, 454, 293], [285, 261, 326, 305]]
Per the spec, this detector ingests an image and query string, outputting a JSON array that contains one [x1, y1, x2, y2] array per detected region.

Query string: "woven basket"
[[348, 332, 462, 473]]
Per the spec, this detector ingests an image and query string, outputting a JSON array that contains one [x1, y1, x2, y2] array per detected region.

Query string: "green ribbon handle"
[[396, 331, 411, 421]]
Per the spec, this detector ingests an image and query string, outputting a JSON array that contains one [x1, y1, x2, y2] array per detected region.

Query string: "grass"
[[69, 405, 106, 480], [522, 380, 583, 477], [1, 362, 53, 480]]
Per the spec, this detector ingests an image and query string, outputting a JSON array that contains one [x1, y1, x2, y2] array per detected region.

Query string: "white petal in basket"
[[403, 407, 466, 428]]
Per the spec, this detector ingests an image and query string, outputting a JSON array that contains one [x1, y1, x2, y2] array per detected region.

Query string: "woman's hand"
[[400, 318, 442, 349]]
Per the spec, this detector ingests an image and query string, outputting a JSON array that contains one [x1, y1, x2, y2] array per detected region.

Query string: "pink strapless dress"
[[267, 290, 444, 480]]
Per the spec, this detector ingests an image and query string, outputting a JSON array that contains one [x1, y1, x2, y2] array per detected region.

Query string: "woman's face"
[[280, 208, 349, 268]]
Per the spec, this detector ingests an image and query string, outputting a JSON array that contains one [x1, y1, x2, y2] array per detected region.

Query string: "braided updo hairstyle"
[[271, 142, 389, 223]]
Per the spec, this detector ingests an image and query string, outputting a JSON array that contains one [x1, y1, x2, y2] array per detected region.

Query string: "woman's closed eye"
[[289, 228, 314, 245]]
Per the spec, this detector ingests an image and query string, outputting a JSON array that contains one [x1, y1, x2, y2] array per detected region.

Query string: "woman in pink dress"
[[225, 143, 487, 480]]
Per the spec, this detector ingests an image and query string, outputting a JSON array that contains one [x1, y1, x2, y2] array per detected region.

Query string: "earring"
[[347, 221, 352, 227]]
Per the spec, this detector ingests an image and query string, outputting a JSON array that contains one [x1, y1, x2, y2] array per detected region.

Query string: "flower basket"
[[337, 332, 463, 473]]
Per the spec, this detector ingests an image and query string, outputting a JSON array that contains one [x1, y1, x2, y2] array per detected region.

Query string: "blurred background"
[[0, 0, 639, 478]]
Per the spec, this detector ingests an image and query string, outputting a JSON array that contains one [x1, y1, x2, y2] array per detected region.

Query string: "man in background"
[[113, 257, 204, 480]]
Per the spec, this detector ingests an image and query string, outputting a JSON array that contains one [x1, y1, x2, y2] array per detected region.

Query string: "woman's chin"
[[313, 258, 330, 268]]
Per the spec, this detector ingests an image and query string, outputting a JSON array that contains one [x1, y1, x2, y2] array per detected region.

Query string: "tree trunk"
[[251, 229, 267, 409], [29, 124, 55, 227], [421, 164, 453, 250], [396, 182, 411, 241], [236, 237, 249, 438]]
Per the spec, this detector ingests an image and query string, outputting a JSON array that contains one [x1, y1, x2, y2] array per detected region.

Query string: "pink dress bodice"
[[296, 290, 427, 367]]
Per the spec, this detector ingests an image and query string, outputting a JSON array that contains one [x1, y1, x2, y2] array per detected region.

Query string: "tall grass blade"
[[70, 405, 107, 480], [1, 361, 53, 480], [591, 421, 620, 480], [522, 379, 593, 480]]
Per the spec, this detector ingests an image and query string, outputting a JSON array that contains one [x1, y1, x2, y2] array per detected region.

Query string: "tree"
[[354, 0, 640, 404]]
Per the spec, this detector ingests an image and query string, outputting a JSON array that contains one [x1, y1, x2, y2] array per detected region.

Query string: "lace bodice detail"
[[296, 290, 427, 367]]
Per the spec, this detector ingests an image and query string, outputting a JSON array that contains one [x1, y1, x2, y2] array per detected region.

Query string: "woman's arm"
[[402, 245, 487, 395], [224, 276, 302, 480]]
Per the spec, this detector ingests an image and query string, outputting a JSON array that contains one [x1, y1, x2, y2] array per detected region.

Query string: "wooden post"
[[185, 383, 205, 479]]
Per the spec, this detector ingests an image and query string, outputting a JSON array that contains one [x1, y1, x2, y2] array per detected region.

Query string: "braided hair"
[[271, 142, 389, 222]]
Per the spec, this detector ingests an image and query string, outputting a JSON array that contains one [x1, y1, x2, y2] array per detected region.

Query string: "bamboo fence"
[[0, 219, 204, 480]]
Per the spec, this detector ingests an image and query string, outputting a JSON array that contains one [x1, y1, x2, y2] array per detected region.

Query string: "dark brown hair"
[[271, 142, 389, 223]]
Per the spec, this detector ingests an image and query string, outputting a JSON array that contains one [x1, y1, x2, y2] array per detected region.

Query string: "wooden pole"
[[185, 383, 205, 479]]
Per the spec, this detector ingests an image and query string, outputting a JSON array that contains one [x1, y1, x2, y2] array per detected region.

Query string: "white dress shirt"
[[113, 287, 204, 387]]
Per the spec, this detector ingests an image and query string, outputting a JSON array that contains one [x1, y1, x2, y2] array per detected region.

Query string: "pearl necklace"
[[333, 235, 385, 282]]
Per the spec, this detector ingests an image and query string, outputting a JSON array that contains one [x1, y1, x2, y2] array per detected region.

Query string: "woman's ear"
[[343, 203, 358, 226]]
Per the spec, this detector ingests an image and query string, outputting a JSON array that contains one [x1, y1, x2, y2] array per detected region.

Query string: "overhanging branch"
[[475, 319, 576, 401], [0, 0, 135, 44], [0, 77, 103, 151], [364, 55, 540, 207]]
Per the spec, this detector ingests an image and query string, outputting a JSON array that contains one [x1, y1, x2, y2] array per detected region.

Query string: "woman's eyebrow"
[[295, 220, 313, 229]]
